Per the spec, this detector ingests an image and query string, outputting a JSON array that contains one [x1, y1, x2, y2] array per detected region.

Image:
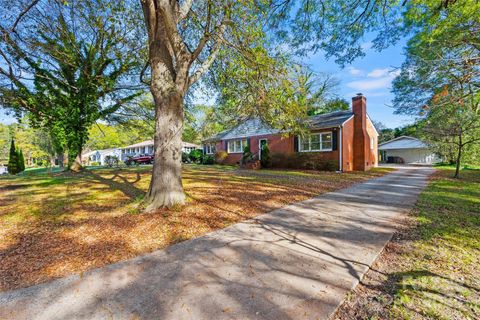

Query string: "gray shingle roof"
[[203, 111, 354, 142], [307, 111, 354, 130]]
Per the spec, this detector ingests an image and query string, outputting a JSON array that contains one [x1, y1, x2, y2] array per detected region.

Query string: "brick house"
[[203, 94, 378, 171]]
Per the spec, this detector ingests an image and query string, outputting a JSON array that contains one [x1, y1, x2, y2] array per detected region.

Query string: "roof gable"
[[204, 111, 355, 141], [218, 118, 280, 140], [378, 136, 428, 150]]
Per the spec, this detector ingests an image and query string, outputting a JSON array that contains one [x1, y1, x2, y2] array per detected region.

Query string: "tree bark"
[[143, 91, 186, 211], [454, 142, 462, 179]]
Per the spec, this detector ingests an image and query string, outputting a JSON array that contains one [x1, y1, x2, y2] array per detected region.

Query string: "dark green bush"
[[189, 149, 203, 163], [241, 144, 253, 165], [203, 155, 215, 164], [182, 152, 190, 163], [260, 144, 271, 168]]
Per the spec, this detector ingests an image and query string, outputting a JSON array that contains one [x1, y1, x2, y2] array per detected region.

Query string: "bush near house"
[[270, 152, 339, 171], [260, 144, 271, 168], [188, 149, 203, 163], [215, 150, 228, 164]]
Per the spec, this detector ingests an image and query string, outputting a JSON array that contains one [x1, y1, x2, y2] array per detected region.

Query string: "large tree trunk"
[[143, 91, 186, 211]]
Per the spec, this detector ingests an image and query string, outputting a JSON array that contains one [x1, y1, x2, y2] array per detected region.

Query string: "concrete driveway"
[[0, 167, 434, 320]]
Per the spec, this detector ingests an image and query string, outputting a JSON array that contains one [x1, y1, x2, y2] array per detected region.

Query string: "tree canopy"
[[0, 0, 145, 168]]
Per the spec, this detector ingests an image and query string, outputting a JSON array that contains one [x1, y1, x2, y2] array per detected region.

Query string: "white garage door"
[[385, 148, 440, 164]]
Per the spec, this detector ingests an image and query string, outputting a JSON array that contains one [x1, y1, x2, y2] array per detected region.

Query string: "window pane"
[[307, 134, 318, 150], [322, 133, 332, 142], [228, 141, 234, 153], [235, 140, 241, 152], [321, 141, 332, 150], [301, 137, 309, 151]]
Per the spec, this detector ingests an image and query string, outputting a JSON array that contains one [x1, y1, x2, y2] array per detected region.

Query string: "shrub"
[[17, 149, 25, 172], [215, 150, 228, 164], [189, 149, 203, 163], [7, 140, 19, 174], [181, 152, 190, 163], [270, 152, 339, 171], [203, 155, 215, 164], [105, 155, 119, 167], [260, 144, 271, 168], [90, 161, 100, 166], [241, 144, 253, 165]]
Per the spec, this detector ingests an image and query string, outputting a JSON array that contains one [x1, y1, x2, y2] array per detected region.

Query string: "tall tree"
[[7, 139, 18, 174], [0, 0, 145, 169], [139, 0, 298, 209], [391, 0, 480, 177]]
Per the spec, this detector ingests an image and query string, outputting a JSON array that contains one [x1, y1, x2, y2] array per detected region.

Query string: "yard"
[[335, 167, 480, 319], [0, 164, 391, 292]]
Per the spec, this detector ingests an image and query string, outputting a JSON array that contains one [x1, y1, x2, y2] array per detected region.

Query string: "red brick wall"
[[215, 134, 295, 165], [342, 118, 354, 172]]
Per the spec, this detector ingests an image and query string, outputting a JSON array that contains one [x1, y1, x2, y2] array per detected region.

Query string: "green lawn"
[[336, 167, 480, 320]]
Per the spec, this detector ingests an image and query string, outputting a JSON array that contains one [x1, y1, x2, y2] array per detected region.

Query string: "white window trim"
[[227, 139, 247, 154], [205, 144, 215, 155], [299, 132, 333, 152]]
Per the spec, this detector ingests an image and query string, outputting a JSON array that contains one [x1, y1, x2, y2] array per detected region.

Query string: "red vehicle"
[[125, 154, 154, 166]]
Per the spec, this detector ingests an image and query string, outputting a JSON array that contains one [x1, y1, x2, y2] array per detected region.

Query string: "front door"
[[259, 139, 268, 160]]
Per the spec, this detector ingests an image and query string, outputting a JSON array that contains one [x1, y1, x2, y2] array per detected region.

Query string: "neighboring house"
[[203, 94, 379, 172], [82, 148, 122, 166], [0, 164, 7, 175], [378, 136, 441, 164], [120, 140, 200, 161]]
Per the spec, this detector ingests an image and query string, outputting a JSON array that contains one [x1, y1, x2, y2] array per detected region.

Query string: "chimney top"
[[356, 93, 363, 97]]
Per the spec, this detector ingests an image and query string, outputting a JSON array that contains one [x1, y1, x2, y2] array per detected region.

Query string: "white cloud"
[[347, 66, 363, 76], [367, 68, 401, 78], [346, 77, 393, 91], [360, 41, 373, 51]]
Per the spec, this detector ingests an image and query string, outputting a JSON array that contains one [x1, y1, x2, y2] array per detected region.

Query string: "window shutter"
[[247, 138, 251, 148], [294, 136, 299, 152], [224, 140, 227, 151], [203, 145, 207, 154], [332, 130, 338, 151]]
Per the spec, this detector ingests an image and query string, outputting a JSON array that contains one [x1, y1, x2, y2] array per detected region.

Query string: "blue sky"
[[305, 38, 414, 128], [1, 37, 414, 128]]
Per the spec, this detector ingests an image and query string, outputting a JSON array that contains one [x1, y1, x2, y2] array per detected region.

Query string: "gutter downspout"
[[338, 125, 343, 172]]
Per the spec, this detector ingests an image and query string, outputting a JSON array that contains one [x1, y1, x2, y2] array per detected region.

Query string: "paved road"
[[0, 167, 434, 320]]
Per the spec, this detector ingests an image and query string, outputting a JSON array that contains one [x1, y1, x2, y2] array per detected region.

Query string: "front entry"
[[259, 139, 268, 160]]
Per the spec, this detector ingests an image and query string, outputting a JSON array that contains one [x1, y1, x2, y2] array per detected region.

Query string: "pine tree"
[[7, 140, 18, 175], [18, 149, 25, 172]]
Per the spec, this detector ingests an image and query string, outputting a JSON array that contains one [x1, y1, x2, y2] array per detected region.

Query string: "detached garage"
[[379, 136, 441, 165]]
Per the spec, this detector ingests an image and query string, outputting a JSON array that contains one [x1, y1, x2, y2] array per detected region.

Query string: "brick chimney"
[[352, 93, 368, 171]]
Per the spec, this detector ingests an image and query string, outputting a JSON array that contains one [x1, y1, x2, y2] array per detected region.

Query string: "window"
[[205, 144, 215, 154], [370, 137, 374, 150], [227, 139, 247, 153], [299, 132, 333, 152]]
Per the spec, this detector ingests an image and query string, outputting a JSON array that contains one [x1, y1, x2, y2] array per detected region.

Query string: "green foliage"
[[0, 0, 144, 168], [104, 156, 119, 168], [7, 139, 19, 174], [181, 152, 190, 163], [202, 155, 215, 165], [17, 149, 25, 172], [241, 144, 254, 165], [260, 143, 271, 168], [269, 152, 339, 171], [188, 149, 203, 163]]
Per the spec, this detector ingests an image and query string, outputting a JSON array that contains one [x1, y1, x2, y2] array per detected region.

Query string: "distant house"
[[82, 148, 122, 166], [120, 140, 200, 161], [203, 94, 379, 171], [0, 164, 7, 175], [378, 136, 441, 164]]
